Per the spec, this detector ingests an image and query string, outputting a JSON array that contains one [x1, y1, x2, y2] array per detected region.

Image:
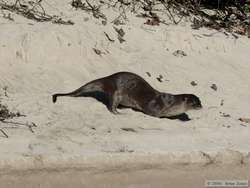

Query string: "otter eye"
[[191, 100, 197, 106]]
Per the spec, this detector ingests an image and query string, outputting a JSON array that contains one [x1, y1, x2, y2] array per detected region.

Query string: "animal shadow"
[[165, 113, 191, 121], [80, 92, 191, 121]]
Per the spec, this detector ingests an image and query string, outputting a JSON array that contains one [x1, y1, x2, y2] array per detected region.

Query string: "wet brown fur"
[[52, 72, 202, 118]]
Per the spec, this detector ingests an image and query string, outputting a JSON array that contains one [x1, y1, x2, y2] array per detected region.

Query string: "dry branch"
[[0, 99, 37, 137], [0, 120, 37, 134], [0, 129, 8, 138], [71, 0, 250, 36], [0, 0, 74, 25], [72, 0, 107, 21], [104, 32, 115, 42]]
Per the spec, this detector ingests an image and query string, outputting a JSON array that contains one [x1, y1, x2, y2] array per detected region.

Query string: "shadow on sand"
[[74, 92, 191, 122]]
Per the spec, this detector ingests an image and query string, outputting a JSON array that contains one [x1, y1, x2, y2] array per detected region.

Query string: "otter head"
[[183, 94, 202, 110], [152, 93, 202, 118]]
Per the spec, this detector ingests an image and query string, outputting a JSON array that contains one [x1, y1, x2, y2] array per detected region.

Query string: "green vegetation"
[[243, 3, 250, 12]]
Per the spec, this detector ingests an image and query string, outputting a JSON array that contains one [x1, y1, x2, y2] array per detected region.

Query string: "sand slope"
[[0, 0, 250, 174]]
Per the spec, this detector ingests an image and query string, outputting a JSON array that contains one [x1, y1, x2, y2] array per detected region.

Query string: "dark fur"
[[52, 72, 202, 118]]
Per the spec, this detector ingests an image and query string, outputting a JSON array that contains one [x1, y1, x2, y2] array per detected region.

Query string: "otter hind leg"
[[108, 91, 123, 114]]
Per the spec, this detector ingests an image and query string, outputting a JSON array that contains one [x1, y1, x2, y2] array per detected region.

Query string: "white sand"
[[0, 0, 250, 182], [1, 165, 250, 188]]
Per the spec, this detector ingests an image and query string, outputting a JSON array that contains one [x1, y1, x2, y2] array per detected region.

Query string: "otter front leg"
[[144, 96, 164, 118], [108, 91, 122, 114]]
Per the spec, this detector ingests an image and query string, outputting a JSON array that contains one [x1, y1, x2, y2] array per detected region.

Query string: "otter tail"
[[52, 80, 103, 103]]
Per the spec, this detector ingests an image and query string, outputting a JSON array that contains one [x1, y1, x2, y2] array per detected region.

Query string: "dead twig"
[[0, 99, 36, 137], [71, 0, 106, 21], [104, 32, 115, 42], [0, 103, 25, 120], [0, 0, 74, 25], [0, 129, 8, 138], [113, 26, 126, 43], [121, 128, 137, 132], [0, 120, 37, 134], [160, 1, 180, 24], [93, 48, 103, 56]]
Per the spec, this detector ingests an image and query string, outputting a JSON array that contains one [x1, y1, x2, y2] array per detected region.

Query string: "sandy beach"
[[1, 165, 250, 188], [0, 0, 250, 187]]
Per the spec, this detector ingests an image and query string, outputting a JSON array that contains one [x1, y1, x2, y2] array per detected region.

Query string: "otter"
[[52, 72, 202, 118]]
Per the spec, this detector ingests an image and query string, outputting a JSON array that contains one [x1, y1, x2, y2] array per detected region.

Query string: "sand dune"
[[0, 0, 250, 186]]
